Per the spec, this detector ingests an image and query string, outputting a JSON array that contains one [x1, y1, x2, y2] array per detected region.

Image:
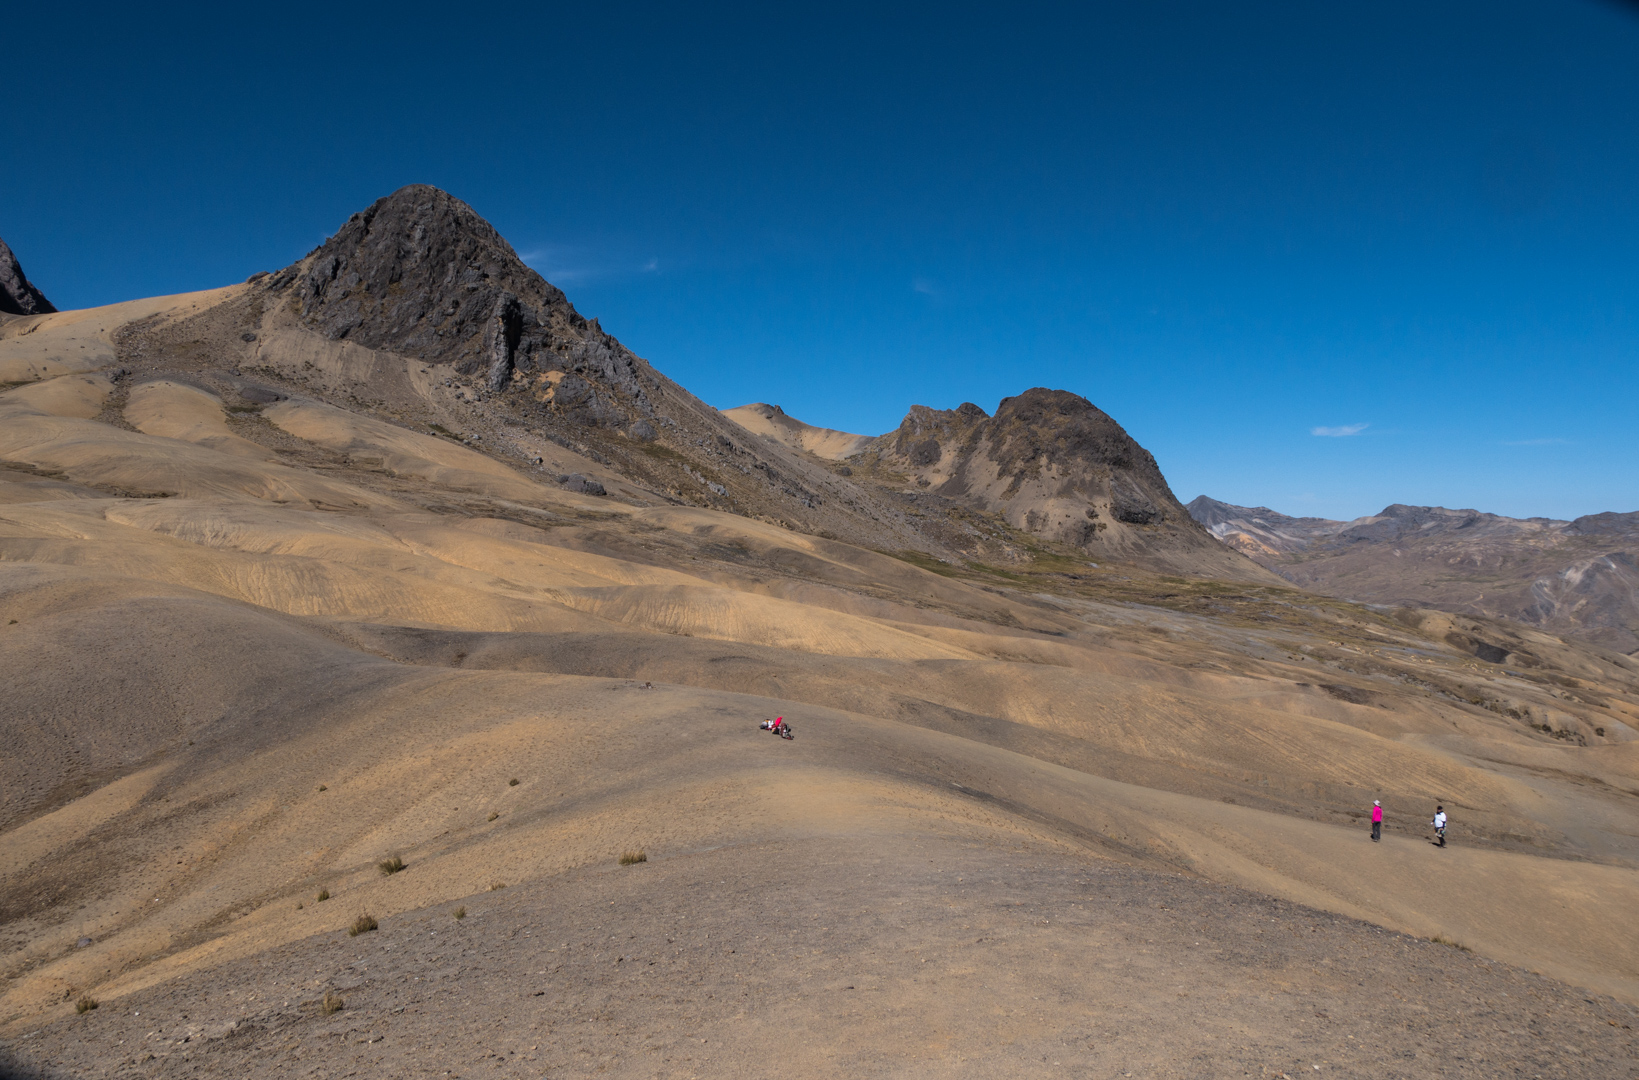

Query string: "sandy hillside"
[[722, 402, 875, 460], [4, 258, 1639, 1077]]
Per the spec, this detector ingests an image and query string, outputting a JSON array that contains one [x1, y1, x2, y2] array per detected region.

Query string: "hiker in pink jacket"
[[1370, 800, 1383, 842]]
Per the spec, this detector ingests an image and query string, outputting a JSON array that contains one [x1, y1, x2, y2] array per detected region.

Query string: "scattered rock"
[[1319, 683, 1377, 706], [629, 420, 657, 442], [560, 474, 606, 496]]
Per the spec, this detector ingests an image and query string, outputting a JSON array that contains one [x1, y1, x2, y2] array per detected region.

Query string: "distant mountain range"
[[1188, 496, 1639, 654]]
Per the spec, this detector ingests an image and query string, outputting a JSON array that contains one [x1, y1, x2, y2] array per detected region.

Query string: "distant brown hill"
[[1189, 496, 1639, 654], [728, 394, 1271, 581]]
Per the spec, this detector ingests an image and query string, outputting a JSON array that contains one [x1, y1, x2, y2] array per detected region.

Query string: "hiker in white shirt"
[[1432, 805, 1448, 847]]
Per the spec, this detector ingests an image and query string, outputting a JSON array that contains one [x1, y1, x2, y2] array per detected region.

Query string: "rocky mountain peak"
[[0, 236, 56, 317], [877, 388, 1179, 527], [855, 388, 1262, 577], [262, 185, 648, 425]]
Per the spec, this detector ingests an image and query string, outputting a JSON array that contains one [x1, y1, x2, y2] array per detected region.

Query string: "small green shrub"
[[349, 914, 378, 937], [453, 906, 466, 920]]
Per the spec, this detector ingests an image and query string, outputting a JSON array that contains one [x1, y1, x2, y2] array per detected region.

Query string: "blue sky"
[[5, 1, 1638, 521]]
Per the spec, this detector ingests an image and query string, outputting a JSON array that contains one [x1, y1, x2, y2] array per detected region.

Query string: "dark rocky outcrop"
[[0, 237, 56, 317], [559, 473, 606, 496], [874, 389, 1182, 532], [859, 389, 1260, 576], [263, 185, 650, 426]]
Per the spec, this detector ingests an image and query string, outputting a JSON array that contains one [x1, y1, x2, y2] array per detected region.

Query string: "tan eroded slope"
[[4, 298, 1639, 1071], [0, 287, 243, 386], [722, 402, 874, 460]]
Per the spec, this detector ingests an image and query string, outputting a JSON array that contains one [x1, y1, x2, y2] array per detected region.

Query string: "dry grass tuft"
[[377, 855, 405, 876], [489, 881, 506, 891], [453, 906, 466, 920], [76, 996, 98, 1014], [508, 778, 520, 787], [349, 913, 378, 937], [1430, 935, 1472, 952], [620, 850, 648, 865], [317, 784, 327, 792], [316, 889, 330, 902], [487, 810, 499, 822], [322, 990, 344, 1015]]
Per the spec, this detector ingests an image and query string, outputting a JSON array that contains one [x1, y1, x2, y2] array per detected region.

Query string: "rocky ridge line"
[[0, 237, 56, 317]]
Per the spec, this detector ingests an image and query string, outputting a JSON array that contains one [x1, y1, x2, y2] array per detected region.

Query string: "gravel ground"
[[4, 834, 1634, 1080]]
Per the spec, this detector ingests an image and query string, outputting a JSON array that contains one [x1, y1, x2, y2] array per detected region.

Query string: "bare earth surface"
[[4, 259, 1639, 1078], [8, 835, 1637, 1080]]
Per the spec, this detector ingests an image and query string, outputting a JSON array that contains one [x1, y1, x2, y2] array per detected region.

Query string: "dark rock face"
[[265, 185, 649, 425], [0, 237, 56, 317]]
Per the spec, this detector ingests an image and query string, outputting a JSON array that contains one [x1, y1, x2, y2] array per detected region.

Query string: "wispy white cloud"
[[518, 247, 588, 282], [912, 277, 938, 297], [517, 245, 660, 284], [1503, 437, 1569, 446], [1311, 423, 1368, 437]]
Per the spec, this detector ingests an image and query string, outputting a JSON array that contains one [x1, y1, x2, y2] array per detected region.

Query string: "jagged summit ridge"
[[877, 389, 1178, 526], [844, 388, 1266, 577], [0, 237, 56, 317], [262, 185, 648, 424]]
